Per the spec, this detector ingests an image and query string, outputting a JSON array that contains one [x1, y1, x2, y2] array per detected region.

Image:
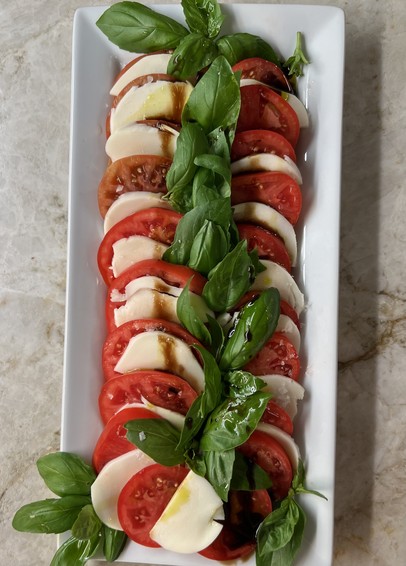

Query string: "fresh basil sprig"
[[284, 31, 310, 78], [182, 0, 224, 39], [168, 33, 219, 79]]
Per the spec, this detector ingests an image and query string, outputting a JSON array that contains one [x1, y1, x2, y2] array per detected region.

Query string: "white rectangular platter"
[[62, 4, 345, 565]]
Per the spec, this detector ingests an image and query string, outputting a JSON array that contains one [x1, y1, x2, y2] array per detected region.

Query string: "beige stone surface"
[[1, 1, 405, 565]]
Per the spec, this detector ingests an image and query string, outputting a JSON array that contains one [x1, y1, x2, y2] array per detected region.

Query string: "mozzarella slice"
[[106, 123, 178, 162], [233, 201, 298, 266], [231, 154, 302, 185], [110, 275, 183, 303], [104, 192, 171, 234], [111, 236, 169, 278], [91, 450, 155, 530], [259, 374, 305, 419], [114, 331, 204, 393], [239, 78, 309, 128], [110, 81, 193, 134], [251, 260, 304, 314], [257, 422, 300, 471], [110, 53, 173, 96], [276, 314, 301, 352], [150, 470, 224, 553]]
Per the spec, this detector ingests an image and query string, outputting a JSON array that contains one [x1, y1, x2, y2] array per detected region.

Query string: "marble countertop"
[[1, 1, 405, 565]]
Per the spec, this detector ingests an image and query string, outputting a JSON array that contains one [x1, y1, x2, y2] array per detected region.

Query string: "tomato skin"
[[99, 370, 198, 424], [102, 318, 202, 381], [118, 464, 188, 547], [98, 155, 172, 218], [238, 430, 293, 500], [92, 407, 160, 473], [231, 171, 302, 225], [97, 208, 182, 285], [199, 490, 272, 561], [231, 129, 296, 162], [244, 332, 300, 380], [232, 57, 292, 92], [238, 84, 300, 147], [280, 299, 301, 330], [261, 400, 294, 435], [237, 223, 292, 272], [106, 259, 207, 332]]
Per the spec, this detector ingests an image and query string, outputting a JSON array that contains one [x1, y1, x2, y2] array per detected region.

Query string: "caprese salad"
[[13, 2, 325, 565]]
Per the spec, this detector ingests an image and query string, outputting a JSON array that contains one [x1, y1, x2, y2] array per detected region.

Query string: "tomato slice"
[[280, 300, 300, 330], [102, 318, 202, 381], [237, 84, 300, 147], [97, 208, 181, 285], [106, 259, 207, 332], [238, 430, 293, 500], [261, 400, 294, 435], [92, 407, 160, 473], [118, 464, 188, 547], [244, 332, 300, 380], [231, 171, 302, 225], [98, 155, 172, 218], [232, 57, 292, 92], [231, 130, 296, 162], [237, 223, 292, 272], [199, 490, 272, 560], [98, 370, 198, 424]]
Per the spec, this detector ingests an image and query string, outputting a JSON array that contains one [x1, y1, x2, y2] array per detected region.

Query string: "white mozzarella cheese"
[[251, 260, 304, 314], [114, 288, 179, 327], [104, 192, 171, 234], [259, 374, 305, 419], [110, 275, 183, 303], [150, 470, 224, 553], [91, 450, 155, 530], [110, 53, 173, 96], [140, 396, 185, 431], [114, 331, 205, 393], [111, 236, 169, 278], [110, 81, 193, 134], [276, 314, 301, 352], [105, 123, 178, 162], [257, 422, 300, 471], [231, 154, 302, 185], [233, 201, 298, 266]]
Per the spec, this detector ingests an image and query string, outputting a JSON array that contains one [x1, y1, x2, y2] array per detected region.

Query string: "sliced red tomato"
[[237, 223, 292, 272], [237, 85, 300, 147], [98, 155, 172, 218], [261, 400, 294, 435], [118, 464, 188, 547], [231, 130, 296, 162], [231, 171, 302, 225], [102, 318, 202, 381], [92, 406, 160, 473], [98, 370, 198, 424], [106, 259, 207, 332], [238, 430, 293, 500], [244, 332, 300, 380], [280, 299, 300, 330], [199, 490, 272, 560], [97, 208, 181, 285], [232, 57, 292, 92]]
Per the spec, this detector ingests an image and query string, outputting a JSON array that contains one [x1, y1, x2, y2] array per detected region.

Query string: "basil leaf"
[[189, 220, 229, 274], [249, 248, 266, 273], [204, 449, 235, 501], [125, 419, 184, 466], [103, 526, 127, 562], [183, 56, 240, 134], [12, 496, 90, 534], [217, 33, 281, 67], [178, 395, 206, 450], [50, 533, 102, 566], [164, 185, 193, 214], [168, 33, 219, 79], [202, 240, 254, 311], [219, 288, 280, 370], [200, 392, 271, 451], [284, 32, 310, 79], [182, 0, 224, 38], [177, 280, 212, 344], [96, 2, 188, 52], [71, 505, 102, 541], [192, 177, 221, 206], [231, 452, 272, 491], [291, 460, 328, 500], [225, 370, 266, 399], [206, 315, 225, 360], [194, 153, 231, 198], [185, 449, 206, 477], [208, 127, 231, 160], [37, 452, 96, 497]]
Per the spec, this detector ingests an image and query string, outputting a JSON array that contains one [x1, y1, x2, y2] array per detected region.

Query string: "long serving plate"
[[62, 4, 345, 565]]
